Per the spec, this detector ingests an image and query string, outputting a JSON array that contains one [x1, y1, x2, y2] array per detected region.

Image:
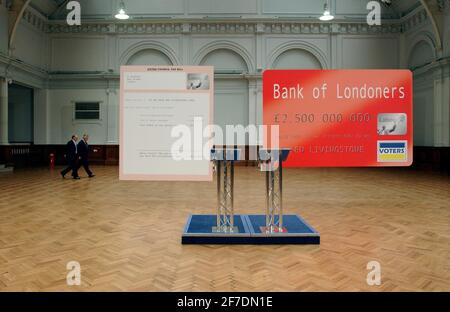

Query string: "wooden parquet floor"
[[0, 166, 449, 291]]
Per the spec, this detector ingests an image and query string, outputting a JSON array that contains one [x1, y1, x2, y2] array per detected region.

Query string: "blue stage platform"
[[182, 214, 320, 245]]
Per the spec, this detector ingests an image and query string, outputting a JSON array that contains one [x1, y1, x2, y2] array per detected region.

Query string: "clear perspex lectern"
[[182, 147, 320, 244], [210, 148, 240, 233], [258, 149, 291, 233]]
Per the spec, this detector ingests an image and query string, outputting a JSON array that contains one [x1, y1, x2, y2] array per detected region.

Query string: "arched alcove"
[[200, 48, 248, 73], [126, 49, 173, 66], [408, 39, 436, 146], [199, 49, 249, 141], [272, 49, 322, 69], [408, 40, 435, 69]]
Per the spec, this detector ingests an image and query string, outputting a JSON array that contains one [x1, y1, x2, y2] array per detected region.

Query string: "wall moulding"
[[22, 8, 47, 32], [45, 21, 404, 35], [18, 4, 431, 37], [0, 54, 48, 88], [266, 40, 329, 69], [192, 40, 255, 73], [10, 6, 441, 86], [119, 41, 181, 66], [401, 9, 429, 33]]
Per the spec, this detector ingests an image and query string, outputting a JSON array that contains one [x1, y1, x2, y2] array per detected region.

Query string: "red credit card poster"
[[263, 70, 413, 167]]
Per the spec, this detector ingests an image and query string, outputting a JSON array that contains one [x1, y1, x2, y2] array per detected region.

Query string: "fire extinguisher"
[[49, 153, 55, 170]]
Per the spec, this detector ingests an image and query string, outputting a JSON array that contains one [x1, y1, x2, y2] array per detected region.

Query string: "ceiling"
[[28, 0, 423, 20]]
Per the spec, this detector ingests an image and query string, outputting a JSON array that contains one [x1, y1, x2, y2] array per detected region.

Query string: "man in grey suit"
[[77, 134, 95, 178]]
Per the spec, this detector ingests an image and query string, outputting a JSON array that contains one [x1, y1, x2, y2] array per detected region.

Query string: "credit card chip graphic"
[[377, 113, 407, 135], [377, 141, 407, 162]]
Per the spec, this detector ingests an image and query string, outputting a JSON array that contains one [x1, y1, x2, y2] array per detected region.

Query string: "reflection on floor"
[[0, 166, 449, 291]]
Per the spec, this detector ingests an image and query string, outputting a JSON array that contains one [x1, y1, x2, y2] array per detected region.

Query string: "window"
[[74, 102, 100, 120]]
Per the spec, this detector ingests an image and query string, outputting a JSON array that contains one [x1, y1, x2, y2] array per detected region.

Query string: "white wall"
[[340, 36, 399, 69], [48, 89, 110, 144], [445, 7, 450, 57], [1, 3, 448, 148], [413, 76, 435, 145], [402, 14, 450, 147], [0, 1, 8, 54], [43, 29, 403, 144], [12, 22, 47, 69], [50, 37, 107, 72]]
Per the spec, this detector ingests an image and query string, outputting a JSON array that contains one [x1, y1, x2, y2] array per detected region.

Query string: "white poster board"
[[120, 66, 214, 181]]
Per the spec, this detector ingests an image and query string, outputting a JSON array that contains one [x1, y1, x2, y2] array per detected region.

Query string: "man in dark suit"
[[77, 134, 94, 178], [61, 134, 80, 179]]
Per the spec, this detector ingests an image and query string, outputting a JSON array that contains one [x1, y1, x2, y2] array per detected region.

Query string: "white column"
[[330, 23, 339, 69], [106, 87, 118, 144], [256, 23, 264, 71], [250, 77, 264, 157], [106, 32, 117, 72], [247, 76, 264, 128], [0, 78, 8, 145], [33, 88, 50, 144], [255, 78, 263, 126], [181, 23, 191, 64], [398, 32, 407, 68], [433, 72, 450, 147], [248, 78, 257, 127], [247, 77, 262, 159]]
